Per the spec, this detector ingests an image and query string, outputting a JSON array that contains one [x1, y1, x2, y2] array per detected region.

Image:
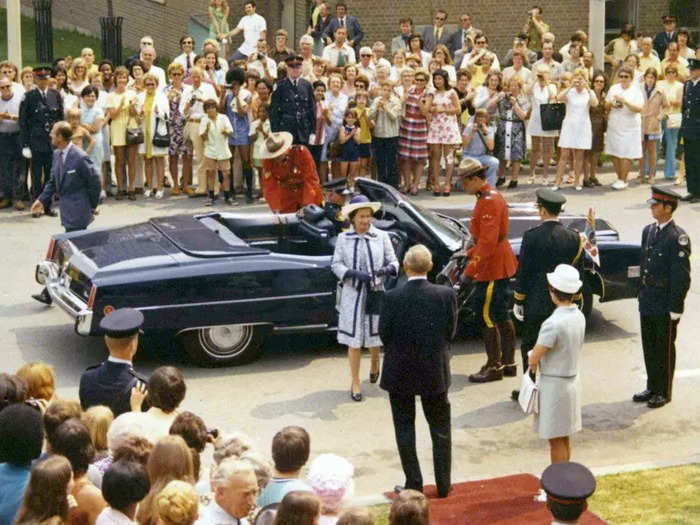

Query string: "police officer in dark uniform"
[[322, 178, 352, 233], [680, 57, 700, 203], [512, 188, 584, 399], [79, 308, 149, 417], [269, 55, 316, 145], [634, 186, 691, 409], [541, 461, 596, 524], [19, 65, 63, 217]]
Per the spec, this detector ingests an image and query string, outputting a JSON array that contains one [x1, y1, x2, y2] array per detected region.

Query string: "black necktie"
[[186, 53, 191, 71], [340, 18, 344, 28], [649, 224, 659, 245]]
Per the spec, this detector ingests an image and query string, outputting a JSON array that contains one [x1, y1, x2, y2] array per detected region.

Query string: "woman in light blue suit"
[[332, 195, 398, 401]]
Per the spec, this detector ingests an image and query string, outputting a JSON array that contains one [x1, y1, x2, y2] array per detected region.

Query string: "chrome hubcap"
[[199, 325, 253, 358]]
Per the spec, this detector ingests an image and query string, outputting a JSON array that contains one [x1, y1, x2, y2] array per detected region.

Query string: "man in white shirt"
[[173, 35, 197, 76], [226, 1, 267, 62], [179, 67, 218, 196], [357, 47, 376, 83], [0, 77, 24, 210], [322, 27, 356, 67], [195, 459, 258, 525], [247, 39, 277, 83], [140, 47, 167, 88]]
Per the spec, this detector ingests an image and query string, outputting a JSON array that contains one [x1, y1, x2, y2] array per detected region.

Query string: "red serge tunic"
[[465, 182, 518, 282], [262, 145, 323, 213]]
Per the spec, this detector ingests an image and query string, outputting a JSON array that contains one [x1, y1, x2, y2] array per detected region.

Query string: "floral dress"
[[427, 89, 461, 145], [495, 94, 530, 161], [398, 87, 429, 160], [165, 84, 192, 156]]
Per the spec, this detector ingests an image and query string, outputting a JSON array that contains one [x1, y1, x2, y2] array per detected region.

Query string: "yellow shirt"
[[638, 54, 661, 76], [470, 65, 488, 90], [144, 92, 155, 158], [106, 90, 136, 147], [355, 106, 372, 144]]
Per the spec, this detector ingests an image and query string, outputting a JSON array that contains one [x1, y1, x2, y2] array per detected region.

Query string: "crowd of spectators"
[[0, 363, 437, 525], [1, 4, 698, 213]]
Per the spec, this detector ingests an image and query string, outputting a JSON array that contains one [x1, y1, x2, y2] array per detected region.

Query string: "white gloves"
[[670, 312, 681, 321], [22, 147, 32, 159], [513, 303, 524, 322]]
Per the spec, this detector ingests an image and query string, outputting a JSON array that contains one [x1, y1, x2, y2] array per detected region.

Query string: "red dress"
[[465, 182, 518, 282], [262, 145, 323, 213]]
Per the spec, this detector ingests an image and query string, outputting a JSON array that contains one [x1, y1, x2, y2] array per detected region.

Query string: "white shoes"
[[155, 190, 164, 199], [611, 180, 628, 190], [575, 186, 582, 191], [99, 190, 107, 199], [551, 185, 559, 191], [143, 189, 152, 198]]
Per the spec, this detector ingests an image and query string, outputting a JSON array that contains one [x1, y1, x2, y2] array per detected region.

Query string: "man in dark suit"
[[30, 121, 101, 305], [680, 58, 700, 202], [447, 13, 479, 57], [30, 121, 101, 229], [79, 308, 149, 417], [380, 244, 457, 498], [653, 15, 677, 60], [323, 2, 364, 49], [634, 187, 691, 409], [270, 55, 316, 145], [422, 9, 451, 53], [19, 65, 63, 217], [511, 189, 583, 398]]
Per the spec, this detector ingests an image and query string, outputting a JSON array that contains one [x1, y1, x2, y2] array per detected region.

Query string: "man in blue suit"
[[31, 121, 101, 304], [323, 2, 364, 50], [422, 9, 452, 53]]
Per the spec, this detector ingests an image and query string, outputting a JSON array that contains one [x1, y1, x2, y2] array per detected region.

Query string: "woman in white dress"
[[526, 64, 559, 184], [605, 66, 644, 189], [332, 196, 398, 402], [554, 69, 598, 191], [528, 264, 586, 464], [95, 460, 151, 525]]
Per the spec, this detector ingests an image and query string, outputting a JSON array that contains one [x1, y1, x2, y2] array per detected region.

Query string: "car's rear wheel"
[[180, 324, 266, 367]]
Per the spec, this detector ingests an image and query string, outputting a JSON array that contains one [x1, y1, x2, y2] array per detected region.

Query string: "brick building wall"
[[11, 0, 682, 64]]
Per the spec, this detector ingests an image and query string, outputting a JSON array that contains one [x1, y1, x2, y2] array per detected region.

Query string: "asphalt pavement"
[[2, 168, 699, 497]]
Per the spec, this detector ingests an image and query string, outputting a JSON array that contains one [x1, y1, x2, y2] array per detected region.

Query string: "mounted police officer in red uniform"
[[458, 158, 518, 383]]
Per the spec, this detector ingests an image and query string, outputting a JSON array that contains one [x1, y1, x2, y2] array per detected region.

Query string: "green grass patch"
[[367, 464, 700, 525], [0, 7, 138, 67], [589, 464, 700, 525]]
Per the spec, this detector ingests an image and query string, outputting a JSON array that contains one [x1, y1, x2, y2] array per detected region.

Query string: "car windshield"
[[404, 201, 464, 251]]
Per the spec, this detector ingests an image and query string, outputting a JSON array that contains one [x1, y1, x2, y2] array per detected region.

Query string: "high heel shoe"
[[369, 371, 379, 383], [350, 385, 363, 402]]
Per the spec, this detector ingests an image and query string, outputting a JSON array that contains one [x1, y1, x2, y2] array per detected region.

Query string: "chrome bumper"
[[35, 260, 93, 335]]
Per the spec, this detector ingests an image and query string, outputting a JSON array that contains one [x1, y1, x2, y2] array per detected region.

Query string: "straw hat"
[[258, 132, 294, 160]]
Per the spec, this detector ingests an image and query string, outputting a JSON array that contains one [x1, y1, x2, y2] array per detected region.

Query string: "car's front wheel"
[[180, 324, 266, 367]]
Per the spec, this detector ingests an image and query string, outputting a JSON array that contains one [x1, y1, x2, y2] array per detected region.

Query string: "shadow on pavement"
[[453, 400, 526, 429]]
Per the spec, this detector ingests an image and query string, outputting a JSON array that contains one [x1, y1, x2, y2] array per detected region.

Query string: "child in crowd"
[[308, 81, 332, 181], [66, 107, 96, 155], [338, 109, 360, 187], [354, 90, 374, 180], [199, 98, 234, 206], [223, 68, 254, 203], [249, 102, 271, 194]]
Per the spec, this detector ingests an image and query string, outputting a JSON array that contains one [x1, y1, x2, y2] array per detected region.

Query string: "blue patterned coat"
[[331, 225, 398, 348]]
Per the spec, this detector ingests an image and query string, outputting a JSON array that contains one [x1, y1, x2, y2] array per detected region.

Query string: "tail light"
[[87, 285, 97, 309], [46, 238, 56, 260]]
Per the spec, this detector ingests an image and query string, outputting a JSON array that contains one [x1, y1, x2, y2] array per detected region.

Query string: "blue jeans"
[[463, 153, 499, 186], [661, 118, 679, 179], [228, 49, 249, 63]]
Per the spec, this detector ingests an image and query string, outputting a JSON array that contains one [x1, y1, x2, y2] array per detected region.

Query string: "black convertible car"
[[35, 178, 641, 367]]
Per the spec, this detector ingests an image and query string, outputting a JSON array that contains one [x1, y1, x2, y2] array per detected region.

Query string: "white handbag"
[[518, 370, 539, 415]]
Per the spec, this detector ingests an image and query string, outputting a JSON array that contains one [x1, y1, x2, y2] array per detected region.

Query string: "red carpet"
[[385, 473, 607, 524]]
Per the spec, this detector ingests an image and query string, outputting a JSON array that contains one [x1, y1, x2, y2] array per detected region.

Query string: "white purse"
[[667, 113, 682, 129], [518, 370, 539, 415]]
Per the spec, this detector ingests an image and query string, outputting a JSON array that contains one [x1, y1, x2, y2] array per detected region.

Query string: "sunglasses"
[[618, 74, 630, 79], [361, 54, 372, 57], [145, 83, 156, 87], [476, 40, 486, 44], [594, 79, 605, 83], [182, 41, 194, 45]]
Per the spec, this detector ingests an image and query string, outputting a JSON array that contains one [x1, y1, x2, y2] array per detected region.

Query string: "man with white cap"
[[528, 264, 585, 464]]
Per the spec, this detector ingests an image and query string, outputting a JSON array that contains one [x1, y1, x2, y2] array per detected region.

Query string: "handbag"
[[365, 288, 385, 315], [667, 113, 682, 129], [540, 102, 566, 131], [518, 370, 539, 415], [125, 117, 144, 146], [328, 139, 343, 160], [152, 116, 170, 148]]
